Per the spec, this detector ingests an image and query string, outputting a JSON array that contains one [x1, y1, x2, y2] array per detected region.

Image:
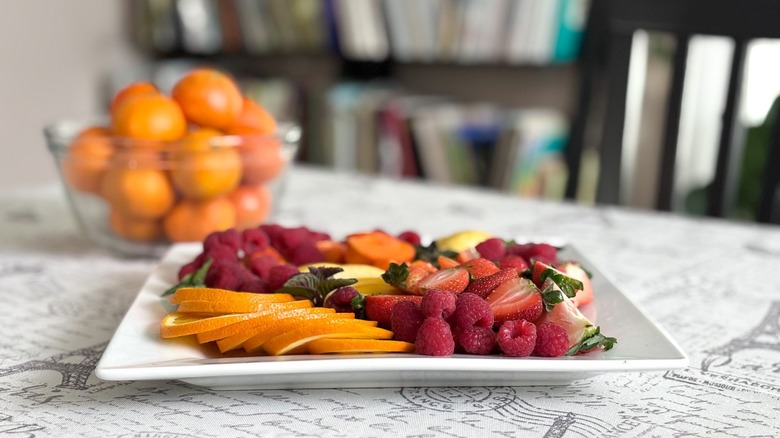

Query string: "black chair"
[[564, 0, 780, 223]]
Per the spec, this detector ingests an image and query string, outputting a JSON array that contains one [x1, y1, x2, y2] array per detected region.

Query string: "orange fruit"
[[175, 298, 312, 315], [263, 320, 391, 356], [108, 208, 163, 242], [169, 128, 242, 200], [100, 154, 175, 219], [307, 339, 416, 354], [162, 197, 237, 242], [172, 69, 243, 130], [240, 312, 357, 354], [160, 312, 260, 339], [61, 127, 114, 194], [195, 307, 337, 344], [170, 288, 293, 305], [110, 82, 159, 115], [228, 185, 272, 230], [111, 93, 187, 142], [239, 137, 286, 185], [224, 97, 277, 135]]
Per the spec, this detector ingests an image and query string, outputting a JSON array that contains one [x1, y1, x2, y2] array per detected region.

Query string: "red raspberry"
[[397, 230, 422, 246], [459, 257, 500, 279], [391, 300, 425, 343], [267, 264, 300, 292], [415, 317, 455, 356], [249, 255, 277, 279], [324, 286, 362, 316], [452, 293, 494, 329], [533, 322, 569, 357], [499, 255, 529, 272], [203, 244, 239, 265], [420, 289, 457, 319], [239, 278, 268, 293], [205, 261, 254, 290], [475, 238, 506, 261], [288, 242, 325, 265], [204, 229, 242, 254], [497, 320, 536, 357], [507, 243, 558, 265], [241, 228, 270, 255], [459, 326, 496, 355]]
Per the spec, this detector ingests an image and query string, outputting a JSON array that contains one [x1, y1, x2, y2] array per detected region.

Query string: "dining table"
[[1, 165, 780, 437]]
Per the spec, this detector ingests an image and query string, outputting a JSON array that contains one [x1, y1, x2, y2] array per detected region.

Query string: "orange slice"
[[161, 312, 263, 338], [307, 339, 416, 354], [238, 312, 357, 354], [170, 288, 293, 304], [175, 299, 311, 315], [263, 320, 392, 356], [195, 307, 337, 344]]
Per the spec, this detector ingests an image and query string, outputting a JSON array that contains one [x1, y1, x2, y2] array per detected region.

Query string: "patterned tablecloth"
[[2, 166, 780, 437]]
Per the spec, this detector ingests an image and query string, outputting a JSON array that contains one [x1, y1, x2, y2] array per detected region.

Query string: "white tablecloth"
[[2, 166, 780, 437]]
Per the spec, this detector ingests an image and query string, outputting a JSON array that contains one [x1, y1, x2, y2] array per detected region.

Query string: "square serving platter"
[[95, 243, 688, 390]]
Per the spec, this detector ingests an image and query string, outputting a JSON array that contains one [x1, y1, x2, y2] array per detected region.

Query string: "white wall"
[[0, 0, 142, 190]]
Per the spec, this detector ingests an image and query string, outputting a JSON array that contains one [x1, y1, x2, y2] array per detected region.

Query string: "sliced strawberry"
[[531, 261, 551, 288], [456, 247, 480, 263], [499, 254, 529, 272], [561, 263, 594, 307], [381, 261, 437, 295], [535, 293, 615, 355], [416, 267, 470, 294], [463, 268, 519, 299], [485, 277, 543, 325], [459, 257, 500, 279], [364, 295, 423, 328]]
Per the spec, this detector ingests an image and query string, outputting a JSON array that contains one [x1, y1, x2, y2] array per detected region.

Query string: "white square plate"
[[95, 243, 688, 390]]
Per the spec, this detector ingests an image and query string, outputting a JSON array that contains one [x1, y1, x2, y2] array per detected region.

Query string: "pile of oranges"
[[61, 68, 289, 244]]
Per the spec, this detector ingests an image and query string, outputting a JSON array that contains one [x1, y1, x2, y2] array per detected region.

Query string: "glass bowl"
[[45, 120, 300, 257]]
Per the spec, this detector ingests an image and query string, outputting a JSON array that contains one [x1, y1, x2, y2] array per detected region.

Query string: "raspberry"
[[452, 293, 494, 329], [324, 287, 361, 315], [533, 322, 569, 357], [460, 257, 500, 279], [267, 264, 300, 292], [415, 317, 455, 356], [204, 261, 254, 290], [420, 289, 457, 319], [289, 242, 325, 265], [239, 278, 268, 293], [499, 255, 529, 272], [507, 243, 558, 265], [497, 320, 536, 357], [397, 230, 422, 246], [249, 255, 277, 279], [241, 228, 270, 255], [391, 300, 425, 343], [204, 229, 242, 254], [459, 326, 496, 355], [475, 238, 506, 261], [203, 244, 239, 264], [276, 227, 310, 253]]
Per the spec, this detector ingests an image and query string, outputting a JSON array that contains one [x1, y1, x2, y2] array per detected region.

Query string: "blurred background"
[[3, 0, 780, 220]]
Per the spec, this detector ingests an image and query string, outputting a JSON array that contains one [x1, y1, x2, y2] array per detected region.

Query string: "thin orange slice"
[[175, 299, 311, 315], [170, 287, 293, 304], [239, 312, 357, 354], [263, 320, 392, 356], [195, 307, 337, 344], [307, 339, 416, 354], [161, 312, 263, 338]]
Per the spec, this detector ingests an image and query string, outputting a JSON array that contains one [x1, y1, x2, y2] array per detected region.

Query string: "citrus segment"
[[170, 288, 293, 305], [175, 298, 312, 315], [240, 312, 357, 354], [262, 320, 391, 356], [195, 306, 337, 344], [307, 339, 416, 355], [160, 312, 260, 338]]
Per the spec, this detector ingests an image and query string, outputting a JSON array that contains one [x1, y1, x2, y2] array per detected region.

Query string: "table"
[[2, 166, 780, 437]]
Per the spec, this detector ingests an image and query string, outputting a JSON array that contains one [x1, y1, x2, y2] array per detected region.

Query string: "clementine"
[[108, 208, 163, 242], [111, 93, 187, 142], [109, 81, 159, 115], [169, 128, 242, 200], [227, 185, 272, 230], [162, 197, 236, 242], [224, 97, 277, 135], [171, 69, 243, 130], [61, 127, 114, 194], [239, 137, 286, 185], [100, 153, 175, 219]]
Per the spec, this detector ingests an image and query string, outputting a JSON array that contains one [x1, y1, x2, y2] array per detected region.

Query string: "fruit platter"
[[95, 225, 688, 390]]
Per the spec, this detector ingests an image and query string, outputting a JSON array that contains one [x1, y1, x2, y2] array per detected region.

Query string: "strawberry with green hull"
[[380, 261, 437, 294], [485, 277, 543, 325], [559, 262, 594, 307], [535, 293, 616, 355]]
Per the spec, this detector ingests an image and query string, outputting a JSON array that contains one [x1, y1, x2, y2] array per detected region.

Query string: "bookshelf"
[[126, 0, 587, 200]]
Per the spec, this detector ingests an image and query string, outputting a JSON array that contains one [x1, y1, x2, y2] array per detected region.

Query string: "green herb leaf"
[[276, 267, 357, 306], [565, 325, 617, 356], [540, 285, 565, 312], [350, 293, 366, 319], [414, 242, 458, 268], [381, 262, 410, 289], [540, 268, 583, 298], [161, 258, 213, 297]]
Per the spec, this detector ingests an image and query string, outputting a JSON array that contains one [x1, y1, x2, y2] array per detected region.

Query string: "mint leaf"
[[540, 268, 583, 299], [566, 325, 617, 356], [276, 267, 357, 306], [381, 262, 410, 289], [161, 258, 213, 297], [414, 242, 458, 267]]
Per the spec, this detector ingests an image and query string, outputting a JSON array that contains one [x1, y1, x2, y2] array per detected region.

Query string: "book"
[[552, 0, 590, 62]]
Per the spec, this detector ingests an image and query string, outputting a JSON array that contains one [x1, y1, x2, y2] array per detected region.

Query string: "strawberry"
[[535, 293, 616, 355], [459, 257, 500, 279], [532, 260, 587, 310], [485, 277, 543, 325], [463, 268, 519, 299], [381, 261, 437, 295], [416, 267, 470, 294], [560, 262, 594, 307], [364, 294, 423, 328]]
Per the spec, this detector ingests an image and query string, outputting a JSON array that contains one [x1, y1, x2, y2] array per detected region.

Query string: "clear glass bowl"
[[45, 120, 300, 257]]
